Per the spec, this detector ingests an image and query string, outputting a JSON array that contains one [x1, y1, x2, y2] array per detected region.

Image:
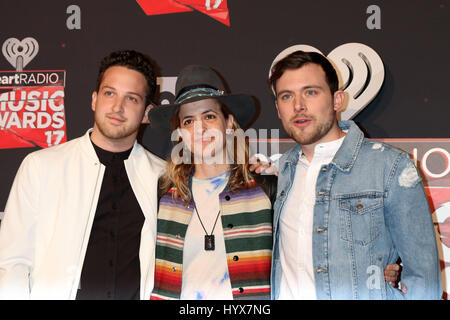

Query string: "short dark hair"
[[269, 50, 339, 96], [96, 50, 157, 106]]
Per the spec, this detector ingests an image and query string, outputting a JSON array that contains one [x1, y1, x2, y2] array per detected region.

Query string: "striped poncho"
[[150, 180, 273, 300]]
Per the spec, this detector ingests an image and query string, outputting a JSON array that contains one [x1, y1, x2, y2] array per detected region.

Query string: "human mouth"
[[195, 136, 214, 144], [293, 118, 312, 127], [107, 114, 126, 124]]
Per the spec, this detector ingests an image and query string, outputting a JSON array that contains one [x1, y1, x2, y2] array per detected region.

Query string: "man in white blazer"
[[0, 50, 166, 299]]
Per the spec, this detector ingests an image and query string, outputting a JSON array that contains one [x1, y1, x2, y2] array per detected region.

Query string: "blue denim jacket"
[[271, 120, 442, 299]]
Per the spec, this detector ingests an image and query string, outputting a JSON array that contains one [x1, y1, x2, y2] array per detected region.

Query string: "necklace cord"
[[193, 203, 221, 236]]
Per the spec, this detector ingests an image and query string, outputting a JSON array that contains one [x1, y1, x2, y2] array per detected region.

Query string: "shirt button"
[[280, 190, 285, 197], [172, 267, 177, 272], [356, 203, 364, 210], [225, 195, 231, 201], [239, 287, 244, 293], [227, 224, 233, 229], [233, 255, 239, 261]]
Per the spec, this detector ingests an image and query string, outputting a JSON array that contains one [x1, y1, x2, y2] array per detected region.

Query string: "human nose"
[[111, 96, 125, 113], [293, 94, 306, 113], [193, 119, 205, 137]]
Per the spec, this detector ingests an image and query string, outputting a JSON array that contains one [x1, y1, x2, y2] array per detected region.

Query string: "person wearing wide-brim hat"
[[148, 64, 256, 131], [148, 65, 276, 300]]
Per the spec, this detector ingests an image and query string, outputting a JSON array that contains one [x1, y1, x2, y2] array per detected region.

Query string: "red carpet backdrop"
[[0, 0, 448, 299]]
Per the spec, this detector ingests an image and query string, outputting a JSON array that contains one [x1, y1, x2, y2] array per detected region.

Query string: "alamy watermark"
[[169, 121, 281, 166]]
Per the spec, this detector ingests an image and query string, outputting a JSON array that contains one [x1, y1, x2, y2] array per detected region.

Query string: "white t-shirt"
[[180, 171, 233, 300], [279, 137, 345, 300]]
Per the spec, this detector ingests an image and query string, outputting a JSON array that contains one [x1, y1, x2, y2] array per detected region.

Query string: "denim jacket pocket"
[[338, 192, 384, 246]]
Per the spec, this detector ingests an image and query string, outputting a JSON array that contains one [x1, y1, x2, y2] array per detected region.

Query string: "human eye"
[[183, 119, 193, 126], [305, 89, 318, 96], [127, 95, 139, 103], [278, 93, 292, 101], [103, 90, 114, 97], [204, 113, 216, 120]]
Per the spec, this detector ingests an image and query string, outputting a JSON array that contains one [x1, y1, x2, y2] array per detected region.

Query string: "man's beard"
[[94, 113, 138, 140], [286, 114, 335, 146]]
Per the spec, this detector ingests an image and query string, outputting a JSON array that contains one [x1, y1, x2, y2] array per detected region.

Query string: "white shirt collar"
[[299, 135, 346, 165]]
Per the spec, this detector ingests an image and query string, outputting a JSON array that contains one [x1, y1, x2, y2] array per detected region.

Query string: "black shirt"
[[76, 141, 144, 300]]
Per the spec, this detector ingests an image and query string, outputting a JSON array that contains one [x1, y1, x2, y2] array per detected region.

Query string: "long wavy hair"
[[159, 100, 253, 203]]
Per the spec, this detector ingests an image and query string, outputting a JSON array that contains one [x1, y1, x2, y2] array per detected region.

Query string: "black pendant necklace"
[[193, 204, 221, 251]]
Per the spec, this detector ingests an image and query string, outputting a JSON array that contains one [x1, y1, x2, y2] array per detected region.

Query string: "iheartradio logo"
[[2, 37, 39, 72], [269, 43, 385, 121], [0, 37, 67, 149]]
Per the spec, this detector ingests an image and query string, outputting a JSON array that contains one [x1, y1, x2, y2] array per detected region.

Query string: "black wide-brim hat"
[[148, 65, 256, 130]]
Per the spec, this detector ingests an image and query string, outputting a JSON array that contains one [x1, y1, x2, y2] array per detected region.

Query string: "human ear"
[[91, 91, 98, 112], [226, 114, 234, 130], [141, 103, 155, 124], [333, 90, 345, 112]]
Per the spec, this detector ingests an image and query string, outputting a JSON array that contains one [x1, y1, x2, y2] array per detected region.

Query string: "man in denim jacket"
[[269, 50, 442, 299]]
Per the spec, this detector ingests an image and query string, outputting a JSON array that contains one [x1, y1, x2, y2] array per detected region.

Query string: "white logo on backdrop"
[[2, 37, 39, 72], [269, 43, 385, 121], [157, 77, 177, 105], [205, 0, 223, 10]]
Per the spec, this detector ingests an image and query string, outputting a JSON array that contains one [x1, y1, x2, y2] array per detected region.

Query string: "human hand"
[[384, 263, 401, 288], [249, 156, 278, 176]]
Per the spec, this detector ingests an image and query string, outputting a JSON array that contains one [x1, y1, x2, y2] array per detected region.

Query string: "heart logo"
[[269, 43, 385, 120], [2, 37, 39, 71]]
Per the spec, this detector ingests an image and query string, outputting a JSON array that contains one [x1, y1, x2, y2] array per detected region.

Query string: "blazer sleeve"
[[0, 153, 40, 299]]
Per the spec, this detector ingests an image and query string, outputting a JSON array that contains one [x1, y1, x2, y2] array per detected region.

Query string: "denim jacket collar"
[[280, 120, 364, 174]]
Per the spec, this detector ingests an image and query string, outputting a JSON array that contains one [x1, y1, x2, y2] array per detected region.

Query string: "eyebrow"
[[276, 85, 322, 97], [101, 85, 144, 100], [181, 109, 218, 120]]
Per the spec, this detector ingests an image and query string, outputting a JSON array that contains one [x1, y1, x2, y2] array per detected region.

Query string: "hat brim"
[[148, 93, 256, 131]]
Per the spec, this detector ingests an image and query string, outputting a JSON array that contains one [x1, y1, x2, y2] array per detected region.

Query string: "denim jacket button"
[[280, 190, 285, 197], [315, 227, 326, 232], [318, 191, 328, 196], [316, 268, 327, 273]]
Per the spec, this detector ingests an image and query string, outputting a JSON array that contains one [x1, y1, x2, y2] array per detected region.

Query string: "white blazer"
[[0, 129, 166, 299]]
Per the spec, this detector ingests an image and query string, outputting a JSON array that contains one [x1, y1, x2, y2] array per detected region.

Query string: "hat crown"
[[147, 64, 255, 132], [175, 65, 225, 98]]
